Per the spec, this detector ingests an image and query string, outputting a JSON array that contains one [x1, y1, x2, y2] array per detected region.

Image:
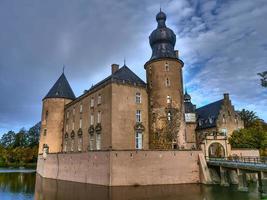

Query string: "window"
[[64, 140, 68, 152], [136, 92, 141, 104], [222, 114, 226, 123], [73, 107, 75, 115], [98, 94, 102, 105], [97, 111, 101, 123], [89, 136, 94, 150], [79, 118, 82, 128], [136, 110, 141, 122], [90, 97, 94, 107], [167, 95, 172, 104], [80, 104, 83, 113], [66, 123, 69, 132], [165, 62, 169, 71], [165, 78, 170, 87], [209, 117, 213, 124], [43, 129, 47, 136], [72, 120, 75, 130], [90, 114, 94, 125], [167, 112, 172, 121], [71, 139, 74, 152], [45, 111, 48, 121], [96, 134, 101, 150], [135, 131, 143, 149], [66, 111, 69, 119], [221, 128, 228, 136], [78, 137, 83, 152]]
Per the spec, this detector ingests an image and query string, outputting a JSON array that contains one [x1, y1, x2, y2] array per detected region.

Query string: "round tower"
[[38, 72, 75, 155], [145, 11, 186, 149]]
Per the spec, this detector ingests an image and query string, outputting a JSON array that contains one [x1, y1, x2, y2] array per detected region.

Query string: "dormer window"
[[198, 120, 202, 126], [209, 117, 213, 124]]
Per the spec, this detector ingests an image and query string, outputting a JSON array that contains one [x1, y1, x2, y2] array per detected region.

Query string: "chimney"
[[175, 50, 179, 58], [223, 93, 229, 101], [111, 64, 119, 74]]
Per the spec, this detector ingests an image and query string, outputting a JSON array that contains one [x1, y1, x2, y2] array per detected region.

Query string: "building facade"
[[38, 11, 243, 158]]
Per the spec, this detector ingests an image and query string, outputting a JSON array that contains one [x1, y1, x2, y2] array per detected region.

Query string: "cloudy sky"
[[0, 0, 266, 135]]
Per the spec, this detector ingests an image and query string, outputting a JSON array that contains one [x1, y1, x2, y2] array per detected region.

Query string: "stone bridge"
[[206, 156, 267, 195]]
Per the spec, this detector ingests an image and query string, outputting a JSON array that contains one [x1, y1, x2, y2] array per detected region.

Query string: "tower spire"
[[62, 65, 65, 74]]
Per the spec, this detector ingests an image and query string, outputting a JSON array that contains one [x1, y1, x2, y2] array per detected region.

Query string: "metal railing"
[[206, 156, 267, 165]]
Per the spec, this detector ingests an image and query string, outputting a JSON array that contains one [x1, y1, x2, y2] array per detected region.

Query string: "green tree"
[[238, 109, 259, 128], [258, 71, 267, 87], [13, 129, 27, 148], [27, 122, 40, 147], [0, 131, 16, 148], [229, 120, 267, 150]]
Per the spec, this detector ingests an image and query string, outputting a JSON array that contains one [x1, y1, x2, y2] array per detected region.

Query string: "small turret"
[[38, 72, 75, 154]]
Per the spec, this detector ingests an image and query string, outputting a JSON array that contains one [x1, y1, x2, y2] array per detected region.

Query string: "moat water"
[[0, 169, 264, 200]]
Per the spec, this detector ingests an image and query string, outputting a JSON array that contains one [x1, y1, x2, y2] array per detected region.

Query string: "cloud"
[[0, 0, 266, 134]]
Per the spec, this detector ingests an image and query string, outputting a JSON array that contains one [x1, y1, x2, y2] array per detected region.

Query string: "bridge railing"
[[206, 156, 267, 164]]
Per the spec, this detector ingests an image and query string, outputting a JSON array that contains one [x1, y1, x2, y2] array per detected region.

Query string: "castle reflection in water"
[[34, 174, 259, 200]]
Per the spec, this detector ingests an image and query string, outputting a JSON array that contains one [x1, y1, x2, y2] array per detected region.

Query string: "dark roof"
[[149, 11, 177, 61], [196, 99, 224, 129], [89, 65, 146, 91], [44, 73, 76, 100]]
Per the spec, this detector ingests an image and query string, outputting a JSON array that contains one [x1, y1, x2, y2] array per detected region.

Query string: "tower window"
[[45, 111, 48, 121], [136, 92, 141, 104], [167, 112, 172, 121], [165, 62, 169, 71], [43, 129, 47, 136], [165, 78, 170, 87], [98, 94, 102, 105], [167, 95, 172, 104], [136, 110, 141, 122]]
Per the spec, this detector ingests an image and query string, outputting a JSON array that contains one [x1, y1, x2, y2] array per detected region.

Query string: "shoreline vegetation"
[[0, 123, 40, 168]]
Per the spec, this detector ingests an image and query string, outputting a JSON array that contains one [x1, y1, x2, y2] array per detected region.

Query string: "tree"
[[238, 109, 259, 128], [27, 122, 41, 147], [0, 131, 16, 148], [229, 119, 267, 150], [258, 71, 267, 87]]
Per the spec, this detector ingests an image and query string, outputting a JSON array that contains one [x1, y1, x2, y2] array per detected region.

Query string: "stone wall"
[[37, 150, 202, 186], [231, 149, 260, 157]]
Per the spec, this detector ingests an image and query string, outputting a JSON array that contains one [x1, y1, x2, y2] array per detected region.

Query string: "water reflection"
[[0, 171, 35, 200], [35, 174, 260, 200]]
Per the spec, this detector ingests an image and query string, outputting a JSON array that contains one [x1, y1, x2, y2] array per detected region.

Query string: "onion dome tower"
[[145, 10, 186, 149], [38, 72, 75, 155]]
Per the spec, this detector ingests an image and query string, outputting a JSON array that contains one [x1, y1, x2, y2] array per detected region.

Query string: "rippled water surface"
[[0, 170, 264, 200]]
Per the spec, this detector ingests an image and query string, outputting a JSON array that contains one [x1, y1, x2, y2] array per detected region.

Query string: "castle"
[[37, 11, 249, 186]]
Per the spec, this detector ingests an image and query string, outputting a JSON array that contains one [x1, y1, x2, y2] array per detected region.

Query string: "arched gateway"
[[208, 142, 226, 158]]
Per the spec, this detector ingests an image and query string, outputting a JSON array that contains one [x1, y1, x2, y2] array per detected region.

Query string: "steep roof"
[[196, 99, 223, 129], [89, 65, 146, 91], [44, 73, 76, 100]]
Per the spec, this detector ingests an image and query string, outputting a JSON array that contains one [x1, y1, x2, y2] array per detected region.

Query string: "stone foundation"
[[37, 150, 203, 186]]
